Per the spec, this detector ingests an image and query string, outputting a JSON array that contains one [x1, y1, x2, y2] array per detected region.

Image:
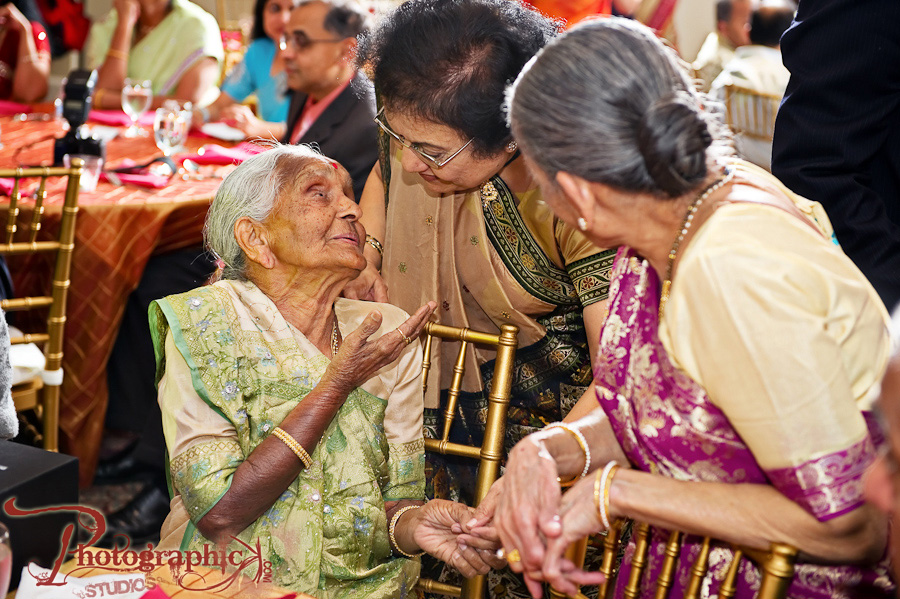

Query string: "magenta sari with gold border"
[[594, 247, 894, 598]]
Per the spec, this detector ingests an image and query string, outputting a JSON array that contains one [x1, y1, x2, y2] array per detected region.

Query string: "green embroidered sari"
[[150, 280, 425, 598]]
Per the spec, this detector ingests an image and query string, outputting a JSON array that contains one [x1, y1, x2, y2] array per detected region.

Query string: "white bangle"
[[598, 460, 620, 530], [389, 504, 425, 558], [545, 422, 591, 485]]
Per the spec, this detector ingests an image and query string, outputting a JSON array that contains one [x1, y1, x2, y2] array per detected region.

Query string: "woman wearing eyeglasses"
[[349, 0, 614, 594]]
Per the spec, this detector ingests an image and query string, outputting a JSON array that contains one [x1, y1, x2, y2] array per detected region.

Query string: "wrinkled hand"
[[324, 301, 436, 392], [494, 434, 564, 598], [413, 500, 505, 577], [343, 262, 388, 302], [539, 475, 608, 596], [113, 0, 140, 28], [0, 4, 29, 31], [220, 104, 275, 139], [456, 476, 502, 540]]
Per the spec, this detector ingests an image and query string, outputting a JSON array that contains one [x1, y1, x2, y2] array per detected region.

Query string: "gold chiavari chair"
[[1, 160, 82, 451], [723, 83, 783, 171], [416, 321, 519, 599], [552, 522, 798, 599]]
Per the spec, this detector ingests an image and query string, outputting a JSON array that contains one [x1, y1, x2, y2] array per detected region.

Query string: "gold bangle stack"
[[365, 234, 384, 257], [389, 504, 425, 558], [271, 426, 313, 469], [106, 48, 129, 61], [594, 461, 620, 530], [545, 422, 591, 487]]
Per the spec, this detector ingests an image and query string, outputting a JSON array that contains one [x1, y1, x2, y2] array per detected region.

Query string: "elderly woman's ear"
[[234, 216, 276, 270], [556, 170, 598, 229]]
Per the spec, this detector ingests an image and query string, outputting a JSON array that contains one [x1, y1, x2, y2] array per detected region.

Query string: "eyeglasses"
[[374, 107, 474, 168], [285, 30, 343, 51]]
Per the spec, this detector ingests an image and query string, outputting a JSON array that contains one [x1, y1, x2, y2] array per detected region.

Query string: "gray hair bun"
[[637, 92, 712, 197]]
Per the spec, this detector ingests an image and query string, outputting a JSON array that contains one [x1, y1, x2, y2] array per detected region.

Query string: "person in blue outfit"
[[199, 0, 294, 139]]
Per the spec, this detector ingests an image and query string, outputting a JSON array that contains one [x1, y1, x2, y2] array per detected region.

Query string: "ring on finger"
[[396, 327, 413, 345], [506, 548, 521, 564]]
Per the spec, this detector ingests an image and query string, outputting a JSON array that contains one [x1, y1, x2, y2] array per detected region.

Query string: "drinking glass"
[[153, 102, 191, 157], [0, 522, 11, 597], [121, 79, 153, 137]]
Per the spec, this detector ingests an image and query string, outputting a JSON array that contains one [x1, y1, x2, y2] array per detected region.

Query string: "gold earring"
[[577, 217, 588, 231], [507, 141, 518, 153]]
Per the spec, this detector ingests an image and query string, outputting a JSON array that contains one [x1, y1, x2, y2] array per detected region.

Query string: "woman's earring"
[[507, 141, 518, 153], [577, 217, 588, 232]]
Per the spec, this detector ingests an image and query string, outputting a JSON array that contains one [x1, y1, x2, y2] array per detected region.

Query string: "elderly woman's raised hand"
[[325, 301, 437, 392]]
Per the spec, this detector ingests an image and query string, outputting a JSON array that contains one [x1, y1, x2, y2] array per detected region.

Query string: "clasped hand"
[[414, 500, 506, 578], [462, 438, 608, 598]]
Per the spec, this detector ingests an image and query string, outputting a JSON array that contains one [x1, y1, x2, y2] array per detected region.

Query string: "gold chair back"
[[556, 521, 798, 599], [723, 84, 782, 142], [723, 84, 783, 171], [0, 160, 82, 451], [416, 321, 519, 599]]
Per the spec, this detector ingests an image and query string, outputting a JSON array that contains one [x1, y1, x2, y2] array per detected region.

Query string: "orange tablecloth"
[[1, 115, 235, 485]]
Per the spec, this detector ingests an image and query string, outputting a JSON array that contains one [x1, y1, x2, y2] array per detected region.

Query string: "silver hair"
[[506, 17, 732, 199], [204, 143, 323, 281]]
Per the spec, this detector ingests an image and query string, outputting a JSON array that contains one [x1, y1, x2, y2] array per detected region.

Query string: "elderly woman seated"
[[151, 144, 502, 597]]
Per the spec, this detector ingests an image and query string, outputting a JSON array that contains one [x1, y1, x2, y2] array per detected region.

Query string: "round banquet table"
[[1, 112, 237, 485]]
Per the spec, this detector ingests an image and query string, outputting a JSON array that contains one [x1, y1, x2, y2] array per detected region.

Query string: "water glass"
[[154, 102, 191, 157], [63, 154, 104, 192], [121, 79, 153, 138], [0, 522, 11, 597]]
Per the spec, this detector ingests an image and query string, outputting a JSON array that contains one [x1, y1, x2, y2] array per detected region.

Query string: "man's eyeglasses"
[[374, 107, 474, 169], [285, 31, 343, 51]]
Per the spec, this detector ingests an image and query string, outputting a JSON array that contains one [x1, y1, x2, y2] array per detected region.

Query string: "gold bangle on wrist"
[[598, 461, 620, 530], [545, 422, 591, 487], [106, 47, 129, 61], [389, 504, 425, 558], [365, 234, 384, 257], [271, 426, 313, 469]]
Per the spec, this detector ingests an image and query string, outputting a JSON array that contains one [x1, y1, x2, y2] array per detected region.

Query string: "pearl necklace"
[[659, 167, 735, 320], [331, 317, 339, 358]]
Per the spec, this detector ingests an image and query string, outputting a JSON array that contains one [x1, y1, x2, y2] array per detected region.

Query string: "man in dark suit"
[[772, 0, 900, 311], [280, 0, 377, 202]]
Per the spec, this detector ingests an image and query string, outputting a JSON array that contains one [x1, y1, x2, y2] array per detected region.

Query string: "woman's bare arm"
[[0, 5, 49, 102], [343, 164, 388, 301], [197, 303, 435, 543]]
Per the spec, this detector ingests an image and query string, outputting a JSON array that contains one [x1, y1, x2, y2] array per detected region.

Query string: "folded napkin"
[[100, 171, 169, 189], [16, 564, 147, 599], [0, 178, 14, 196], [0, 99, 31, 116], [100, 158, 171, 189], [88, 110, 155, 127], [178, 142, 266, 166]]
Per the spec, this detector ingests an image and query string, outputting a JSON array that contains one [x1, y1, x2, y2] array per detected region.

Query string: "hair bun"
[[636, 92, 712, 197]]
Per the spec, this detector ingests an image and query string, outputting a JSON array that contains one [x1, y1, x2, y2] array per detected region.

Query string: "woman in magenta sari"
[[478, 17, 894, 599]]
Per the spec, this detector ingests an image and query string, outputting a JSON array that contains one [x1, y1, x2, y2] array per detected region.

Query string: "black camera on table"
[[53, 69, 107, 166]]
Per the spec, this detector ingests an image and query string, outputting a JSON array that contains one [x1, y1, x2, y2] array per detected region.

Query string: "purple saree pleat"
[[593, 247, 894, 599]]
